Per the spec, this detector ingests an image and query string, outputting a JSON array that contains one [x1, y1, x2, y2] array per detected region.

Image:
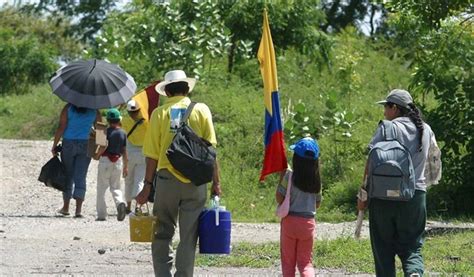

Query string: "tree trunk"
[[369, 4, 376, 37], [227, 38, 237, 73]]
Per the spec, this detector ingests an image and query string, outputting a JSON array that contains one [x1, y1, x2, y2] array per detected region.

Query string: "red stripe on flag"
[[260, 130, 287, 181], [144, 81, 160, 118]]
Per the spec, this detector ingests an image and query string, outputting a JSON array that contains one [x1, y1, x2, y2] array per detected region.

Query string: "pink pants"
[[280, 215, 316, 277]]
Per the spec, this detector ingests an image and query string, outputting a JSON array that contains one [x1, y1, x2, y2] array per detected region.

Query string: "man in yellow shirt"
[[121, 99, 148, 213], [136, 70, 222, 277]]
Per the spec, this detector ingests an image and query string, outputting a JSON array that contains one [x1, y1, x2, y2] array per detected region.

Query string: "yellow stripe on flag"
[[257, 9, 278, 116], [132, 89, 149, 121]]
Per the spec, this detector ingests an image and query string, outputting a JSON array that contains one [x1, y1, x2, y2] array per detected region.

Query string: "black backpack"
[[166, 102, 216, 186]]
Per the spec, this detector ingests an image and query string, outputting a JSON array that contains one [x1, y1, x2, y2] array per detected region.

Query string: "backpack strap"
[[180, 102, 197, 125], [127, 118, 145, 138], [380, 120, 397, 141]]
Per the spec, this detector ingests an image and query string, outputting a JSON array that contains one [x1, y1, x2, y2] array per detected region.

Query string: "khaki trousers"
[[124, 147, 145, 202], [152, 169, 207, 277]]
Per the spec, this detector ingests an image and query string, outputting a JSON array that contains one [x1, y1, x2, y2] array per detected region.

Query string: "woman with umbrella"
[[50, 59, 137, 217], [52, 105, 101, 217]]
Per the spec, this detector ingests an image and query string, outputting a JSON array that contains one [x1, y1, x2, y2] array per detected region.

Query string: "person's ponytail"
[[406, 103, 424, 152]]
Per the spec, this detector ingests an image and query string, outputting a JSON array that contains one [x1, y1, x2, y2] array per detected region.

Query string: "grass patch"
[[423, 231, 474, 274], [195, 231, 474, 275], [0, 84, 64, 140], [197, 242, 280, 268]]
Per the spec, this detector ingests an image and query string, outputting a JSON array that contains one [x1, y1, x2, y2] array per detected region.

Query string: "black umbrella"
[[50, 59, 137, 109]]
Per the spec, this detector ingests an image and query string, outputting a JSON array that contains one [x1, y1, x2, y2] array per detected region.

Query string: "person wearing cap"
[[136, 70, 222, 277], [276, 137, 322, 277], [121, 99, 149, 213], [52, 104, 102, 218], [358, 89, 435, 276], [95, 108, 128, 221]]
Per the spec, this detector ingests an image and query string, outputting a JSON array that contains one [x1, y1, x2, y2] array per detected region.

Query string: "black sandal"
[[57, 209, 70, 216]]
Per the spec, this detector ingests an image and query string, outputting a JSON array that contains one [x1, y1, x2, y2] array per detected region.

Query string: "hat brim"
[[154, 78, 196, 96], [376, 99, 411, 109]]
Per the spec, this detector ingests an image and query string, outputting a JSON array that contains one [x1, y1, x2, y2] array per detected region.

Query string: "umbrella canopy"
[[50, 59, 137, 109]]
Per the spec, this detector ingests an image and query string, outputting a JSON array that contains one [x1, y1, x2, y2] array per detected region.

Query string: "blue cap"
[[289, 137, 319, 160]]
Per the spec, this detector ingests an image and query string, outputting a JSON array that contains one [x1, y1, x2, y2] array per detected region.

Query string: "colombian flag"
[[133, 81, 160, 121], [257, 9, 287, 181]]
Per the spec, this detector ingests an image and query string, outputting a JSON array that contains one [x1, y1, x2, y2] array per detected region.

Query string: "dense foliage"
[[93, 0, 331, 85], [23, 0, 116, 43], [0, 8, 81, 95], [388, 1, 473, 216]]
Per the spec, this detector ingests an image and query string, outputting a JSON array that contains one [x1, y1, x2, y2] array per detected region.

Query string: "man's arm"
[[211, 159, 222, 196], [136, 157, 158, 204]]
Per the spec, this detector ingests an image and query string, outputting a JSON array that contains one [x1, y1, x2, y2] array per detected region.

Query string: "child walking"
[[276, 137, 322, 277], [96, 108, 128, 221]]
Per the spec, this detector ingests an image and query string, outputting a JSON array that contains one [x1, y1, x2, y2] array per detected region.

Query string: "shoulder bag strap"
[[127, 118, 145, 138], [380, 120, 397, 141], [180, 102, 197, 125]]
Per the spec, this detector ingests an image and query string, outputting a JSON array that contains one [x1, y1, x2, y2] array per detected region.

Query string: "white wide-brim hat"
[[154, 70, 196, 96]]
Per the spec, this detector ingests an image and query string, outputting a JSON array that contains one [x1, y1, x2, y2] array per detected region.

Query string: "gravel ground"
[[1, 139, 471, 276]]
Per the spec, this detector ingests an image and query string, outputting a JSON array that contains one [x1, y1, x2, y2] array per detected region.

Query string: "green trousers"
[[369, 190, 426, 277], [151, 169, 207, 277]]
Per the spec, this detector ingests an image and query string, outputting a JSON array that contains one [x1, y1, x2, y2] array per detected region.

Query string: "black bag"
[[166, 102, 216, 186], [38, 156, 67, 192]]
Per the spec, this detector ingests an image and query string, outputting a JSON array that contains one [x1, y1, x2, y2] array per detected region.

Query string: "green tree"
[[93, 0, 231, 86], [320, 0, 390, 37], [0, 8, 81, 94], [388, 0, 473, 216], [24, 0, 116, 43], [322, 0, 368, 32], [218, 1, 329, 72], [95, 0, 332, 82], [411, 21, 473, 216]]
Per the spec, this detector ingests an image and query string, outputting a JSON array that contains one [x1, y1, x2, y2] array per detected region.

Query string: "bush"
[[0, 34, 55, 95], [409, 21, 474, 217], [0, 8, 81, 95]]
